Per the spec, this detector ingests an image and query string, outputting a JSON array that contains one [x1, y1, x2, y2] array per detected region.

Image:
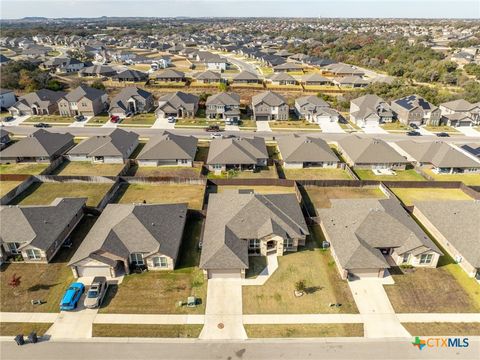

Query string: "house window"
[[26, 249, 41, 260], [283, 238, 293, 250], [419, 253, 433, 265], [213, 164, 222, 170], [153, 256, 168, 268], [130, 253, 144, 266], [249, 239, 260, 249], [8, 242, 21, 254], [179, 159, 188, 164], [402, 253, 410, 264]]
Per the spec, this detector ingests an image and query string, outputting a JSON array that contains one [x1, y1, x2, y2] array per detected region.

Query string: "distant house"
[[0, 198, 86, 263], [108, 87, 154, 117], [350, 94, 394, 127], [337, 136, 408, 170], [413, 201, 479, 280], [318, 198, 442, 280], [277, 134, 339, 169], [137, 132, 198, 167], [396, 140, 480, 174], [42, 57, 85, 73], [461, 143, 480, 159], [155, 69, 186, 83], [322, 63, 364, 77], [295, 95, 339, 124], [333, 76, 369, 88], [68, 203, 188, 277], [391, 95, 441, 126], [301, 73, 332, 86], [0, 129, 11, 150], [58, 85, 109, 117], [439, 99, 480, 127], [205, 92, 241, 121], [272, 62, 303, 73], [251, 91, 289, 121], [67, 129, 139, 164], [207, 136, 268, 173], [197, 53, 228, 71], [0, 129, 74, 163], [8, 89, 65, 116], [79, 64, 116, 78], [112, 69, 148, 83], [232, 71, 262, 85], [155, 91, 199, 119], [0, 88, 16, 110], [268, 72, 298, 86], [199, 190, 309, 279], [195, 70, 223, 84]]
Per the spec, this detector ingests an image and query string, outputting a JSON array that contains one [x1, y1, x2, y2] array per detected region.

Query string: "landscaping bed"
[[120, 113, 156, 126], [24, 115, 74, 124], [92, 324, 203, 338], [244, 324, 363, 338], [269, 120, 319, 129]]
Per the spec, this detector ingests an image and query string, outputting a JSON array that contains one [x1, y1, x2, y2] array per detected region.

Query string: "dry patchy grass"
[[244, 324, 363, 338]]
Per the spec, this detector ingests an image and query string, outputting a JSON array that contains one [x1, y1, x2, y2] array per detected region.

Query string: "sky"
[[1, 0, 479, 19]]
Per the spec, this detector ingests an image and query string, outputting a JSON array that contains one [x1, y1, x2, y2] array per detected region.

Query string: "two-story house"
[[58, 85, 109, 117], [251, 91, 289, 121], [205, 92, 241, 121]]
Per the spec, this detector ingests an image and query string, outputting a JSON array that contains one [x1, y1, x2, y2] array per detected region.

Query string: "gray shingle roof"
[[69, 203, 188, 266], [440, 99, 478, 112], [0, 129, 73, 158], [233, 70, 260, 81], [338, 136, 408, 165], [137, 132, 198, 161], [195, 70, 222, 81], [108, 86, 152, 113], [252, 91, 286, 107], [207, 137, 268, 165], [63, 85, 107, 102], [67, 129, 138, 158], [296, 95, 329, 108], [200, 191, 309, 270], [10, 89, 65, 110], [156, 91, 198, 113], [156, 69, 185, 80], [350, 94, 393, 119], [277, 134, 339, 163], [206, 92, 240, 106]]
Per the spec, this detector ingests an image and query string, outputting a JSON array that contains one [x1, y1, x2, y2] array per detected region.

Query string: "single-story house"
[[108, 87, 154, 117], [272, 62, 303, 73], [68, 203, 188, 277], [0, 128, 12, 150], [199, 190, 309, 279], [8, 89, 65, 116], [301, 73, 332, 86], [195, 70, 223, 84], [294, 95, 339, 124], [79, 64, 117, 78], [155, 69, 186, 83], [111, 69, 148, 83], [232, 71, 262, 84], [268, 72, 298, 86]]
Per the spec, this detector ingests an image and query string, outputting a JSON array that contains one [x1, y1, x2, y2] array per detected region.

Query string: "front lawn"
[[390, 187, 473, 206], [380, 122, 408, 131], [402, 322, 480, 336], [120, 113, 156, 126], [0, 181, 22, 197], [93, 324, 203, 338], [132, 166, 202, 178], [0, 323, 52, 336], [53, 161, 125, 177], [24, 115, 74, 124], [11, 182, 113, 207], [114, 183, 205, 210], [424, 125, 460, 133], [242, 226, 358, 314], [244, 324, 363, 338], [354, 169, 426, 181], [86, 116, 109, 126], [0, 216, 96, 312], [0, 163, 49, 175], [269, 120, 319, 129], [99, 217, 206, 314], [423, 169, 480, 186], [284, 168, 352, 180]]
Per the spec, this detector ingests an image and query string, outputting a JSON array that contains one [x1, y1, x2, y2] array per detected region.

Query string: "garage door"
[[349, 268, 384, 279], [77, 266, 111, 277], [256, 116, 269, 121], [208, 269, 241, 279], [365, 120, 378, 127]]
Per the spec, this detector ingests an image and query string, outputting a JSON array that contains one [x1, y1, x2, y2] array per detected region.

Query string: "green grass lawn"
[[114, 183, 205, 210], [402, 322, 480, 336], [0, 323, 52, 336], [269, 120, 319, 129], [0, 163, 49, 175], [86, 115, 109, 126], [11, 182, 113, 207], [390, 187, 473, 206], [423, 169, 480, 186], [0, 216, 96, 312], [92, 324, 203, 338], [245, 324, 363, 338], [381, 122, 408, 131], [242, 226, 358, 314], [238, 119, 257, 128], [354, 169, 426, 181], [424, 125, 460, 133], [99, 217, 206, 314], [53, 161, 125, 177], [24, 115, 74, 124], [0, 181, 22, 197], [284, 168, 352, 180], [120, 113, 156, 125]]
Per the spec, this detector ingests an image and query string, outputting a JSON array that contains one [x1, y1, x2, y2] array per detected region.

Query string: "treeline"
[[0, 61, 64, 92]]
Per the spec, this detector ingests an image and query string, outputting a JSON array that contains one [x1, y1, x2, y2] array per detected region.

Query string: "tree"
[[217, 82, 228, 92], [294, 280, 306, 293], [90, 79, 105, 90]]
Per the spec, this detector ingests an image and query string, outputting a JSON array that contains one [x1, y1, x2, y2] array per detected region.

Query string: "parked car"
[[3, 116, 14, 122], [436, 132, 450, 137], [167, 116, 176, 123], [211, 133, 223, 139], [60, 282, 85, 311], [34, 122, 51, 128], [407, 130, 421, 136], [84, 277, 108, 309], [409, 123, 419, 130], [206, 125, 220, 132], [110, 115, 120, 123], [74, 115, 85, 122]]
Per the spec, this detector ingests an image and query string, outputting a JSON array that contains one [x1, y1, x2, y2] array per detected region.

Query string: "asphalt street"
[[1, 338, 479, 360]]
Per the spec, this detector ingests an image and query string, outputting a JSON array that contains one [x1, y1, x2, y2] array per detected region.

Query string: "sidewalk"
[[241, 254, 278, 286], [0, 312, 58, 323]]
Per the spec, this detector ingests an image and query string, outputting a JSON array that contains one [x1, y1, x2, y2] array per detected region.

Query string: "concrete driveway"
[[199, 278, 247, 340], [362, 125, 388, 134], [256, 121, 272, 132], [320, 121, 345, 133], [152, 116, 175, 129], [456, 126, 480, 137], [69, 116, 93, 128], [348, 277, 410, 338], [418, 126, 434, 136], [1, 115, 30, 127]]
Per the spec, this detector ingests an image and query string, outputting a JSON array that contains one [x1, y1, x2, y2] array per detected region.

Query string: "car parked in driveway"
[[3, 116, 14, 122], [167, 116, 176, 123], [74, 115, 85, 122], [84, 277, 108, 309], [60, 282, 85, 311], [110, 115, 120, 123]]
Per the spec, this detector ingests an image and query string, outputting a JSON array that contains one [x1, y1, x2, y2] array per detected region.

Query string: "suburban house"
[[68, 203, 188, 277], [136, 132, 198, 167], [112, 69, 148, 83], [205, 92, 241, 121], [8, 89, 65, 116], [0, 129, 74, 163], [350, 94, 394, 127], [198, 53, 228, 71], [439, 99, 480, 127], [0, 198, 86, 263], [318, 198, 442, 280], [337, 136, 409, 170], [108, 87, 154, 117], [413, 201, 479, 280], [391, 95, 442, 126], [195, 70, 223, 84], [268, 72, 298, 86], [79, 64, 117, 78], [322, 63, 364, 77], [0, 88, 16, 110], [0, 129, 11, 150], [155, 91, 199, 119], [277, 134, 340, 169], [199, 190, 309, 279], [396, 140, 480, 174], [301, 73, 332, 86], [67, 129, 139, 164], [333, 76, 369, 88], [461, 143, 480, 159], [232, 71, 262, 85], [272, 62, 303, 73], [42, 57, 85, 73], [206, 136, 268, 173], [155, 69, 186, 83], [58, 85, 109, 117], [295, 95, 339, 124], [251, 91, 289, 121]]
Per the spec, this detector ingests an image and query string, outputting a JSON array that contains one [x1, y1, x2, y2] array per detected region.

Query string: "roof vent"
[[151, 222, 155, 226]]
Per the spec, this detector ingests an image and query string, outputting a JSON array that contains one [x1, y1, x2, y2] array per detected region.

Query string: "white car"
[[210, 133, 223, 139], [84, 277, 108, 309], [167, 116, 176, 123]]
